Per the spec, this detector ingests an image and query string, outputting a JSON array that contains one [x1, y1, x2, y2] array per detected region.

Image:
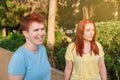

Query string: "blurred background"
[[0, 0, 120, 80]]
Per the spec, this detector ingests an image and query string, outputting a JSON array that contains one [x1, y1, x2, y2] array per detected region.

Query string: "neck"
[[84, 40, 91, 53], [24, 42, 38, 52], [84, 39, 90, 44]]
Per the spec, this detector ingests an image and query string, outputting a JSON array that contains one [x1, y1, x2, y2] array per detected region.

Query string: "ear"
[[22, 31, 28, 38]]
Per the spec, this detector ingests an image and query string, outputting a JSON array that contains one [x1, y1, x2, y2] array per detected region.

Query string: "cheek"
[[84, 32, 89, 37], [35, 35, 39, 39], [33, 33, 39, 39], [28, 32, 36, 38], [43, 31, 46, 35], [83, 34, 87, 39]]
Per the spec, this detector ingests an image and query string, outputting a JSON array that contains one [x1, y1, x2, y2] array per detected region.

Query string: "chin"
[[37, 42, 43, 45], [88, 38, 93, 41], [39, 42, 43, 44], [86, 39, 92, 42], [89, 39, 92, 42]]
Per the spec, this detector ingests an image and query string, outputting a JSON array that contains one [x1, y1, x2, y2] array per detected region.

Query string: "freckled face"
[[26, 22, 45, 45], [83, 23, 95, 42]]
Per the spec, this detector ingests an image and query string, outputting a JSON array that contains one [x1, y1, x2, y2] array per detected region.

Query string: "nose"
[[90, 30, 94, 35], [36, 30, 45, 39], [39, 30, 45, 36]]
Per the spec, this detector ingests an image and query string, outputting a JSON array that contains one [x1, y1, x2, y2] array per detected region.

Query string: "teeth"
[[36, 35, 44, 38]]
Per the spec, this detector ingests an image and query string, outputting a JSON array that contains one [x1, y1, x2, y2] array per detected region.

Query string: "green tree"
[[0, 0, 26, 37], [0, 0, 49, 37], [57, 0, 82, 38]]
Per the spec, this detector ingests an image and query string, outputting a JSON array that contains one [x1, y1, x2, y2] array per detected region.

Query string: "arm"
[[8, 74, 24, 80], [98, 56, 107, 80], [64, 60, 73, 80]]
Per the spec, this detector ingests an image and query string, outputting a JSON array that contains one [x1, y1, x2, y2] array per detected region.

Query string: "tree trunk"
[[118, 2, 120, 20], [47, 0, 57, 67], [114, 1, 119, 20], [82, 5, 89, 19], [2, 27, 6, 37], [89, 5, 94, 19]]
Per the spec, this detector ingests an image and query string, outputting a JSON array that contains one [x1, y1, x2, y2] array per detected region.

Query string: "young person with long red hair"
[[64, 19, 107, 80]]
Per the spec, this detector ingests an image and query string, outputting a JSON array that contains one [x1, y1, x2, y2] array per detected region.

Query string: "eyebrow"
[[41, 27, 44, 30]]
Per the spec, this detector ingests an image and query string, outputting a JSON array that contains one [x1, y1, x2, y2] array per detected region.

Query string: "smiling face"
[[83, 23, 95, 42], [23, 22, 45, 46]]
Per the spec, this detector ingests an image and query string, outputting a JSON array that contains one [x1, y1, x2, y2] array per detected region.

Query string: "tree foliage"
[[0, 0, 49, 37], [57, 0, 82, 31], [57, 0, 120, 32], [0, 0, 26, 27]]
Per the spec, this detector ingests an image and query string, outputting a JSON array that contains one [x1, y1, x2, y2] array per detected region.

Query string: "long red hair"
[[74, 19, 99, 56]]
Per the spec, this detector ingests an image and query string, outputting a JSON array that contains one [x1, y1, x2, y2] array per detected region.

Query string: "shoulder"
[[68, 42, 75, 48], [10, 46, 27, 62], [95, 41, 104, 56], [9, 46, 26, 68], [38, 45, 47, 53], [8, 46, 26, 75], [66, 42, 75, 52], [39, 45, 46, 50], [12, 46, 24, 57], [65, 42, 75, 61], [95, 41, 103, 48]]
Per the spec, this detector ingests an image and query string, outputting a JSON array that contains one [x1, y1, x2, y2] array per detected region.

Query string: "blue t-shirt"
[[8, 45, 51, 80]]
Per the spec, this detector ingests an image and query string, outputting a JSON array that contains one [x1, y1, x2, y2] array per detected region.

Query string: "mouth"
[[89, 35, 93, 38], [39, 38, 44, 41], [35, 36, 44, 41]]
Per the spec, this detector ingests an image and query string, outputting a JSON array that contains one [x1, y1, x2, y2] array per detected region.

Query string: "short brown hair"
[[19, 12, 44, 31]]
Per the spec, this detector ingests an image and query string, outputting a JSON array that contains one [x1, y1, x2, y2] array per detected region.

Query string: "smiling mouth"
[[35, 35, 44, 38], [39, 38, 44, 41]]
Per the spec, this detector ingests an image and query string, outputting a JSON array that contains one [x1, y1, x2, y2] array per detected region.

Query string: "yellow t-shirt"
[[65, 42, 104, 80]]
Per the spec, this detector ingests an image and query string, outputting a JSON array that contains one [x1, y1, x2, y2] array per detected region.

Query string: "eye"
[[34, 29, 39, 31], [41, 28, 45, 31], [86, 29, 90, 32]]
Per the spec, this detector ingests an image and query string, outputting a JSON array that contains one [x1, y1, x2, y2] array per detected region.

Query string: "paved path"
[[0, 47, 64, 80], [51, 68, 64, 80]]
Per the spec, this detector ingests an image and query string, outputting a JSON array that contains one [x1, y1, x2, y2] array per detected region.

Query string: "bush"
[[54, 39, 68, 71], [96, 21, 120, 80], [45, 30, 68, 70], [0, 32, 25, 52]]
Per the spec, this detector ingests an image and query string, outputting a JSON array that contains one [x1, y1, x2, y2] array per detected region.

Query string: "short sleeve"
[[65, 43, 74, 61], [8, 51, 26, 75], [96, 42, 105, 57]]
